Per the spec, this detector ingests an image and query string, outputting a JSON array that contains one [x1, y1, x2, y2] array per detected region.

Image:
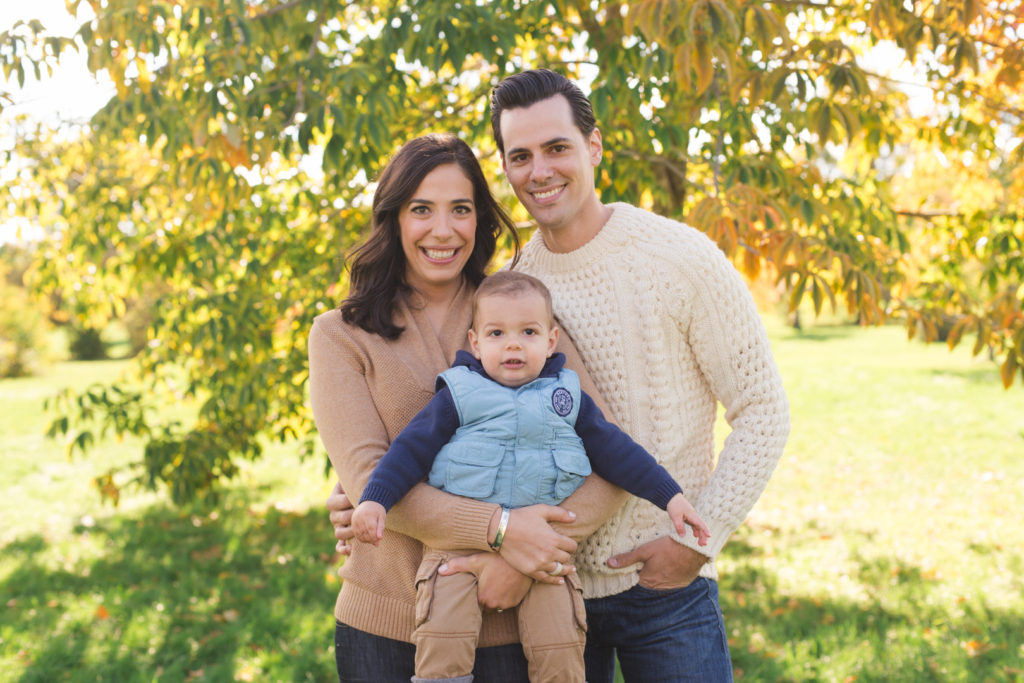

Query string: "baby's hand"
[[351, 501, 387, 546], [667, 493, 711, 546]]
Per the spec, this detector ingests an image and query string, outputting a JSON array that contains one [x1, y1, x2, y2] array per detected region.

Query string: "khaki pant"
[[412, 549, 587, 683]]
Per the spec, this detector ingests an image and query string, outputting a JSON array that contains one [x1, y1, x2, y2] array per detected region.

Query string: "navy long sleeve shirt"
[[360, 351, 683, 511]]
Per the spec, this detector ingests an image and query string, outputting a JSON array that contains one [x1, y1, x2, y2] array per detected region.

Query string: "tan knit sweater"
[[513, 202, 790, 599], [308, 279, 626, 645]]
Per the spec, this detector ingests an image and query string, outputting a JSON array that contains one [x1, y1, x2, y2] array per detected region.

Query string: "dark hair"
[[490, 69, 597, 154], [340, 133, 519, 339], [472, 271, 554, 329]]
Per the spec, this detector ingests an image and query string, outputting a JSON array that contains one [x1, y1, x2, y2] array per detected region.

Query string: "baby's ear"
[[547, 325, 560, 356], [467, 328, 483, 359]]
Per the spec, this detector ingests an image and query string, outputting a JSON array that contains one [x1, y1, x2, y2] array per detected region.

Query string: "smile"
[[531, 186, 562, 201], [422, 247, 458, 261]]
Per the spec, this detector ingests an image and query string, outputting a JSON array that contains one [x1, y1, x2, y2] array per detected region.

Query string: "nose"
[[505, 335, 521, 350], [431, 213, 454, 239], [529, 157, 553, 183]]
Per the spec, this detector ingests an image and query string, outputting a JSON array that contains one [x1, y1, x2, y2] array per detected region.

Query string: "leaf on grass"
[[963, 639, 988, 656], [190, 545, 223, 562], [95, 605, 110, 619]]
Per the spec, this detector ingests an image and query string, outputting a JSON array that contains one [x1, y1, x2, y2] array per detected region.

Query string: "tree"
[[2, 0, 1021, 502]]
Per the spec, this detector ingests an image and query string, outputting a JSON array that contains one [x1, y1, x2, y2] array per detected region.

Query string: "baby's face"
[[468, 292, 559, 388]]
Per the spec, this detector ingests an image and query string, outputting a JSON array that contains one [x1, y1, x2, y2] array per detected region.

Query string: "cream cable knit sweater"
[[514, 202, 790, 599]]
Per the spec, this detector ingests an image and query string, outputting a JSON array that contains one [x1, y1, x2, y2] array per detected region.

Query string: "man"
[[330, 69, 789, 682]]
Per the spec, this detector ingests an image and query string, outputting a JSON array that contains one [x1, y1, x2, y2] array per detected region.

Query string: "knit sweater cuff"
[[670, 515, 733, 560], [448, 498, 500, 551], [359, 484, 399, 510]]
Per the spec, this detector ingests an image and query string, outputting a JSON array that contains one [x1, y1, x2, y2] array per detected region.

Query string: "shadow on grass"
[[719, 533, 1024, 682], [1, 488, 339, 683], [927, 366, 1006, 385], [780, 325, 859, 343]]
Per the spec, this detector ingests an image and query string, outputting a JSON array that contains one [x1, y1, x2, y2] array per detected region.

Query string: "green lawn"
[[721, 319, 1024, 681], [2, 319, 1023, 682]]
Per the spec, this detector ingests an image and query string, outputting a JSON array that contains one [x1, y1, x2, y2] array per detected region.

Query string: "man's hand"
[[351, 501, 386, 545], [438, 553, 533, 610], [326, 480, 355, 555], [607, 536, 709, 590], [496, 504, 578, 584]]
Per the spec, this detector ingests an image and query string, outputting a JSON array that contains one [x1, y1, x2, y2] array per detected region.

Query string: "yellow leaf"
[[695, 38, 713, 94], [95, 605, 110, 619]]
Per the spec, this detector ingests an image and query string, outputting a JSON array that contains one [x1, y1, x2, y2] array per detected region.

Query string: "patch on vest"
[[551, 387, 573, 416]]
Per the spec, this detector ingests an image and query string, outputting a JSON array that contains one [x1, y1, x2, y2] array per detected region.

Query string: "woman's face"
[[399, 163, 477, 297]]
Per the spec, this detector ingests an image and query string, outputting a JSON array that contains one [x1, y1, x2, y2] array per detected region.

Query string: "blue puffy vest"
[[426, 366, 592, 507]]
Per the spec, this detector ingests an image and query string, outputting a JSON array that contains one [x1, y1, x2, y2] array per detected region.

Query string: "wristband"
[[490, 506, 511, 551]]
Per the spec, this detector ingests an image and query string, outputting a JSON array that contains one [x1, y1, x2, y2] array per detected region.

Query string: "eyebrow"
[[408, 197, 474, 205], [506, 136, 573, 157]]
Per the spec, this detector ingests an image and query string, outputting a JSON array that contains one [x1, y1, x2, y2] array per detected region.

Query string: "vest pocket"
[[443, 441, 506, 498], [551, 441, 592, 500]]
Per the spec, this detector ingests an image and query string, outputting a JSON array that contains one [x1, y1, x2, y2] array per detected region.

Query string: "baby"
[[352, 270, 709, 683]]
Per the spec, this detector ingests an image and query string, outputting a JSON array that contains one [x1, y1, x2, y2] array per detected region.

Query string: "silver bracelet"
[[490, 506, 511, 551]]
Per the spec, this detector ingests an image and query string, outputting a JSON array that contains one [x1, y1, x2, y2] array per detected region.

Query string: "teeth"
[[533, 187, 560, 200], [424, 248, 456, 259]]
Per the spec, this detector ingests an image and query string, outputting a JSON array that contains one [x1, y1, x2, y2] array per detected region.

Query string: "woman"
[[308, 133, 625, 681]]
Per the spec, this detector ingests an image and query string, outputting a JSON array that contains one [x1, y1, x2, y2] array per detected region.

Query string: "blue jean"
[[334, 621, 530, 682], [584, 579, 733, 683]]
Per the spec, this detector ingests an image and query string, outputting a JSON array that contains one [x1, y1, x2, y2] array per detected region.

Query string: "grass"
[[1, 361, 340, 682], [2, 318, 1023, 682], [719, 318, 1024, 682]]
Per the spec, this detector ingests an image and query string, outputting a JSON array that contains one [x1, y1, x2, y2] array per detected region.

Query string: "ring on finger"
[[548, 561, 563, 577]]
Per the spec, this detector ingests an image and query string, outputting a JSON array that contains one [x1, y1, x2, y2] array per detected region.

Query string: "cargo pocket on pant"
[[414, 552, 446, 629], [565, 571, 588, 633]]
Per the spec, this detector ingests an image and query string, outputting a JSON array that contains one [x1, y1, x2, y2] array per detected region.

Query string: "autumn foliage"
[[1, 0, 1021, 500]]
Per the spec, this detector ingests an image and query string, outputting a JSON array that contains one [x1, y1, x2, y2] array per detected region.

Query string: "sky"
[[1, 0, 114, 244], [0, 0, 112, 126]]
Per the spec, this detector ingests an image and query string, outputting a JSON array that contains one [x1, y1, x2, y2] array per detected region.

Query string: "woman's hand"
[[495, 504, 578, 583], [438, 553, 533, 610], [326, 480, 355, 555]]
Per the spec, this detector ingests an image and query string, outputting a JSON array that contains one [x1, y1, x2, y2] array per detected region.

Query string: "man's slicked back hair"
[[490, 69, 596, 154]]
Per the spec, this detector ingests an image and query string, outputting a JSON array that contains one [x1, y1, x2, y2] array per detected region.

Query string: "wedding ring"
[[549, 561, 563, 576]]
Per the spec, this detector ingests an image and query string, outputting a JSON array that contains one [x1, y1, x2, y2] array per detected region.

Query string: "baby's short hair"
[[472, 271, 555, 328]]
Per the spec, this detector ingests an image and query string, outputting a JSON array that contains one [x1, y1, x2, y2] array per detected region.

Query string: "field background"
[[2, 316, 1023, 682]]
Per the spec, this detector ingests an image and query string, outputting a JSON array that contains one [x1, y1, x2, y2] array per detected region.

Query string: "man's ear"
[[547, 325, 560, 357], [467, 328, 482, 359], [588, 128, 603, 166]]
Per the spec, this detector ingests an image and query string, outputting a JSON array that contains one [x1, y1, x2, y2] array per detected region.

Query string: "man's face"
[[499, 95, 602, 238]]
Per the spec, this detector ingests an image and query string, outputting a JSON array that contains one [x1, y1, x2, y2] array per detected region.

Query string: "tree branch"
[[252, 0, 307, 21]]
